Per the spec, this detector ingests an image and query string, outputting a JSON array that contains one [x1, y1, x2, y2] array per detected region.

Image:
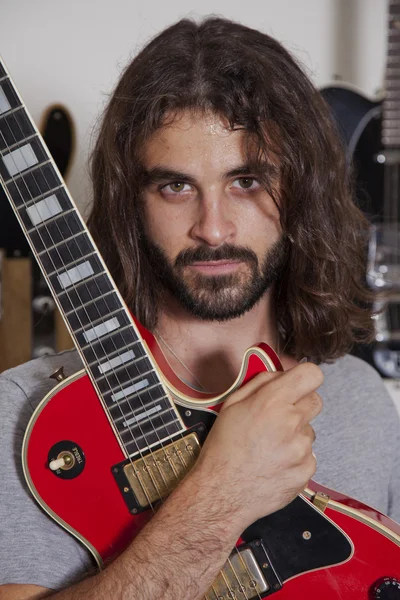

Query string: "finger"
[[302, 423, 316, 443], [279, 363, 324, 402], [249, 363, 324, 408], [224, 362, 323, 410], [222, 370, 284, 409], [294, 392, 323, 424]]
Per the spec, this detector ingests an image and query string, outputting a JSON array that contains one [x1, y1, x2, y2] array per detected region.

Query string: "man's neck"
[[154, 292, 296, 394]]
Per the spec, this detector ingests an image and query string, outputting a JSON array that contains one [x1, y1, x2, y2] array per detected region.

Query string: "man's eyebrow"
[[224, 165, 257, 178], [143, 164, 263, 186], [143, 167, 197, 185]]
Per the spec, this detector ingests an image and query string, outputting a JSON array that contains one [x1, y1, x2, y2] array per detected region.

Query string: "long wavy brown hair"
[[88, 16, 374, 363]]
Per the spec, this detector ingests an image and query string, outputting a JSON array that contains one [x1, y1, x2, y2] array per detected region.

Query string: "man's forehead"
[[141, 109, 255, 171]]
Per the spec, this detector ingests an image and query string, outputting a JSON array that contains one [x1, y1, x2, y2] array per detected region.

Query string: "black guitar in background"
[[321, 0, 400, 378]]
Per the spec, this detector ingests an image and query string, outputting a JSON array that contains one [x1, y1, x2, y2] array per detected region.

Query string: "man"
[[1, 16, 399, 600]]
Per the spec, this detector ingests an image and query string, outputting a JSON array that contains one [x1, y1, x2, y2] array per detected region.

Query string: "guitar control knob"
[[371, 578, 400, 599]]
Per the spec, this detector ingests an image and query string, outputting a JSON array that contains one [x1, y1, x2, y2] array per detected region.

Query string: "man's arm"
[[0, 363, 323, 600]]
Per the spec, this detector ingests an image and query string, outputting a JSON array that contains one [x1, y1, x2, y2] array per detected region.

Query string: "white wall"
[[0, 0, 388, 213]]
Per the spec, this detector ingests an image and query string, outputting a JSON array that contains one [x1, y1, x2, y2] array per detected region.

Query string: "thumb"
[[221, 369, 284, 411]]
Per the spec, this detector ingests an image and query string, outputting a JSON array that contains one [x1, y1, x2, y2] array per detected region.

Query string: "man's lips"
[[187, 260, 242, 274]]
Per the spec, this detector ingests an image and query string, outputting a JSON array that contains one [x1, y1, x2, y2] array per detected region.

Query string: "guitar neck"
[[0, 58, 182, 456], [383, 0, 400, 148]]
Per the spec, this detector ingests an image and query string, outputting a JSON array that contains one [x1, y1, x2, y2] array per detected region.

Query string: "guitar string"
[[0, 78, 265, 598], [0, 107, 173, 510], [0, 78, 213, 532], [2, 127, 184, 509], [0, 122, 262, 600], [0, 116, 265, 600]]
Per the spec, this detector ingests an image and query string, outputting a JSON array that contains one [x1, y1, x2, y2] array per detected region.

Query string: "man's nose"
[[189, 192, 236, 247]]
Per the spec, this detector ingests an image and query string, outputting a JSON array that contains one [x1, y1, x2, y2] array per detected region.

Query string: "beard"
[[141, 234, 288, 322]]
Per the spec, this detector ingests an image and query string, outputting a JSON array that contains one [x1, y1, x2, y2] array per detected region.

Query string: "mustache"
[[175, 244, 258, 267]]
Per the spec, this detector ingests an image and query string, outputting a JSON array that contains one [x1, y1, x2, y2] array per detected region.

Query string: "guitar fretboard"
[[383, 0, 400, 147], [0, 58, 182, 457]]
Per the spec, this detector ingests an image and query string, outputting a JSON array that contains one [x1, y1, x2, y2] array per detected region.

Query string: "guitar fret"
[[40, 235, 94, 276], [120, 417, 182, 446], [117, 406, 176, 428], [124, 416, 181, 438], [65, 290, 121, 329], [97, 349, 138, 376], [1, 132, 37, 154], [106, 382, 167, 414], [64, 289, 115, 313], [122, 407, 175, 430], [0, 108, 35, 152], [0, 75, 7, 83], [0, 137, 49, 181], [2, 158, 51, 184], [27, 207, 75, 232], [95, 355, 155, 393], [121, 411, 181, 437], [112, 395, 172, 422], [124, 423, 183, 450], [29, 210, 85, 254], [50, 257, 106, 298], [0, 104, 21, 118], [57, 272, 115, 314], [26, 184, 65, 208], [125, 430, 183, 457], [74, 307, 125, 336], [87, 338, 144, 369], [110, 372, 155, 403], [38, 228, 84, 254], [0, 79, 22, 116], [5, 162, 61, 206], [47, 250, 98, 278], [81, 321, 132, 347], [101, 364, 156, 397], [57, 270, 105, 297]]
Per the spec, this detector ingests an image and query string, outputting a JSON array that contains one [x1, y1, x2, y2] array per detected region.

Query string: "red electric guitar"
[[1, 57, 400, 600]]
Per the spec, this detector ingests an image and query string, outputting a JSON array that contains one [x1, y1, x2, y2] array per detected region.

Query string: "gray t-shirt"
[[1, 350, 400, 590]]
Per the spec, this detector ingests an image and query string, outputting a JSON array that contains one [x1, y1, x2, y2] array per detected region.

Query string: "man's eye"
[[232, 177, 260, 190], [166, 182, 189, 193]]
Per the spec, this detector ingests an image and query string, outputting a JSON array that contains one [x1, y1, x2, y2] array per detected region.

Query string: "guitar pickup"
[[206, 540, 282, 599], [112, 424, 207, 514]]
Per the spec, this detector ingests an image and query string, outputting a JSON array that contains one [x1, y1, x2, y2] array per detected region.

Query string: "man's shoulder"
[[0, 350, 84, 412], [320, 353, 383, 383], [319, 353, 396, 415]]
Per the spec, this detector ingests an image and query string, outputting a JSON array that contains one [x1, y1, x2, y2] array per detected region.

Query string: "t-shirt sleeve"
[[0, 377, 95, 589]]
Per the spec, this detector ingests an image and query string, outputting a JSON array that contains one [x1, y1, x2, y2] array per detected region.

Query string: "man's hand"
[[192, 362, 323, 533]]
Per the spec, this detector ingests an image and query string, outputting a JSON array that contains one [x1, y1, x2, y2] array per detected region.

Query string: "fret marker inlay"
[[2, 143, 38, 176], [98, 349, 136, 374], [83, 316, 120, 343], [0, 86, 11, 114], [123, 404, 162, 428], [112, 379, 150, 403], [57, 260, 94, 290], [26, 194, 63, 226]]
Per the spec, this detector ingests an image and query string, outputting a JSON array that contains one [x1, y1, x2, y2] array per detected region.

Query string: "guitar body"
[[321, 85, 400, 377], [22, 321, 280, 565], [321, 85, 384, 221], [22, 322, 400, 598]]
